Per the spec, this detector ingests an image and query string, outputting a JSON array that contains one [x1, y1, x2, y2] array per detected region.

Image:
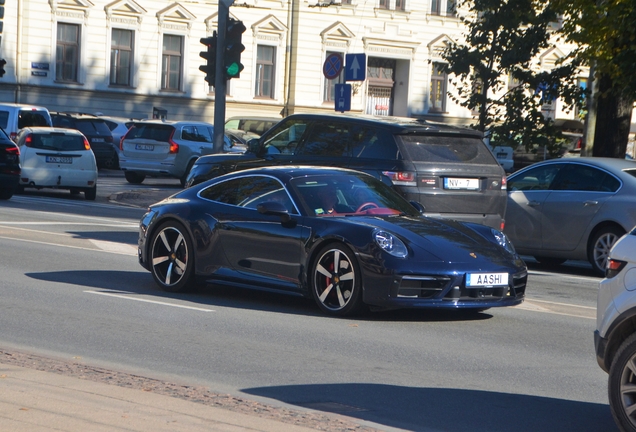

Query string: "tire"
[[589, 226, 624, 276], [84, 186, 97, 201], [533, 256, 566, 267], [180, 160, 196, 188], [149, 221, 195, 293], [0, 188, 13, 200], [311, 243, 363, 317], [609, 332, 636, 432], [124, 171, 146, 184]]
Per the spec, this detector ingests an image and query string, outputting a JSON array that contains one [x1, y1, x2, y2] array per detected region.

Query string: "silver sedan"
[[504, 157, 636, 274]]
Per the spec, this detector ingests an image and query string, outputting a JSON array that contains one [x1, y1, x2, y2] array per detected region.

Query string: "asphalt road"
[[0, 171, 617, 432]]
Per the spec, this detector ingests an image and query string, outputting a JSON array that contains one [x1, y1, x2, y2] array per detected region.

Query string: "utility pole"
[[213, 0, 231, 153]]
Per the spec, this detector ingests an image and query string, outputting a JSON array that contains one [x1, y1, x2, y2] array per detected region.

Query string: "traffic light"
[[199, 33, 217, 86], [0, 59, 6, 78], [224, 18, 245, 80]]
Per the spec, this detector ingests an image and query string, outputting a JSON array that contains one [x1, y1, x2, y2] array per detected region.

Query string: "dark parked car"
[[505, 157, 636, 274], [0, 128, 21, 199], [50, 112, 117, 168], [139, 166, 527, 316], [187, 113, 508, 230]]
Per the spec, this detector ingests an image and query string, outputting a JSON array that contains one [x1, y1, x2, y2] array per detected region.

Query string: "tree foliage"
[[442, 0, 584, 156], [555, 0, 636, 157]]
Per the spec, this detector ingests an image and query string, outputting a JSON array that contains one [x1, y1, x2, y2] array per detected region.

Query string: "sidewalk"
[[0, 350, 384, 432], [1, 363, 321, 432]]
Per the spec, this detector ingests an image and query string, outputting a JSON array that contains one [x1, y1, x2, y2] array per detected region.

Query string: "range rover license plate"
[[466, 273, 508, 287], [444, 178, 480, 190], [45, 156, 72, 164]]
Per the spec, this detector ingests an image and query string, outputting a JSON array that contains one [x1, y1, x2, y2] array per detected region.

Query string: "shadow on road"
[[243, 383, 616, 432], [25, 270, 494, 322]]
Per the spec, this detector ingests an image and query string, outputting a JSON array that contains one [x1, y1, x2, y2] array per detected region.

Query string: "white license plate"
[[466, 273, 509, 287], [92, 138, 105, 143], [135, 144, 154, 151], [45, 156, 72, 164], [444, 178, 480, 190]]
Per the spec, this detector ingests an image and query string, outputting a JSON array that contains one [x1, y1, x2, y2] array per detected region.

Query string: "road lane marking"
[[0, 235, 137, 256], [84, 290, 215, 312], [514, 299, 595, 319]]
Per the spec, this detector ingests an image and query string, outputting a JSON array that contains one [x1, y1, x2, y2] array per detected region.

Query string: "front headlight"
[[491, 228, 516, 255], [374, 229, 408, 258]]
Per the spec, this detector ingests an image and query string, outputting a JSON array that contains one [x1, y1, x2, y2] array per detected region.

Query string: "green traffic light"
[[227, 62, 240, 77]]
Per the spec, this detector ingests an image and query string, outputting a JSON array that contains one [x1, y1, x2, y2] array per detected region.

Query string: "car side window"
[[200, 176, 296, 213], [182, 126, 212, 143], [297, 122, 351, 157], [350, 126, 401, 160], [552, 164, 620, 192], [0, 111, 9, 129], [262, 119, 309, 154], [507, 165, 561, 191]]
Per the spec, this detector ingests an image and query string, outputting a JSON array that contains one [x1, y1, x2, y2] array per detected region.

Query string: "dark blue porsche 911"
[[138, 166, 527, 316]]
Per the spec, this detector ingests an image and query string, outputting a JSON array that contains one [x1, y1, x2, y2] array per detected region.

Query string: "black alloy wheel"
[[311, 244, 363, 317], [150, 222, 195, 293]]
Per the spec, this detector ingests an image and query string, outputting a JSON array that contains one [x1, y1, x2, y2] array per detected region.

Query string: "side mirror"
[[257, 201, 291, 223], [247, 138, 260, 154], [410, 201, 425, 214]]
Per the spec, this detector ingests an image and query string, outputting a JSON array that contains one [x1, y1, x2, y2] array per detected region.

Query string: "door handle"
[[584, 200, 599, 206]]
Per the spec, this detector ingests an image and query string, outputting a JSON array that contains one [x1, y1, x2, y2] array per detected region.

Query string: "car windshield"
[[27, 133, 86, 151], [289, 173, 420, 217], [398, 134, 496, 164]]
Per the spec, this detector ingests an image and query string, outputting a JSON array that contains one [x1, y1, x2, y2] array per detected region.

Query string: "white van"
[[0, 103, 52, 141]]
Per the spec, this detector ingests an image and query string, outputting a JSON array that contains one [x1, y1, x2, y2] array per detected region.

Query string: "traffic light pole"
[[213, 0, 232, 153]]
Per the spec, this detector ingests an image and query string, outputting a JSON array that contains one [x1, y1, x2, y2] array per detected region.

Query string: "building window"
[[56, 23, 80, 82], [162, 34, 183, 91], [110, 29, 133, 86], [324, 52, 345, 103], [431, 0, 441, 14], [378, 0, 390, 9], [255, 45, 275, 99], [446, 0, 456, 15], [430, 63, 447, 113]]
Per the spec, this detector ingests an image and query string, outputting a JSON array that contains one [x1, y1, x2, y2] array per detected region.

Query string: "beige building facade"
[[0, 0, 587, 127]]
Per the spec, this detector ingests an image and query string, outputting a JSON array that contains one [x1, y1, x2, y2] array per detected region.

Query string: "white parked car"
[[0, 103, 52, 141], [595, 229, 636, 431], [16, 127, 98, 200]]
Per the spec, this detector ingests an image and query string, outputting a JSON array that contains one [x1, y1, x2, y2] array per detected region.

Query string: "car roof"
[[21, 126, 84, 135], [514, 157, 636, 173], [0, 103, 49, 110], [132, 120, 214, 127], [50, 112, 106, 121], [280, 113, 483, 137], [219, 165, 368, 183]]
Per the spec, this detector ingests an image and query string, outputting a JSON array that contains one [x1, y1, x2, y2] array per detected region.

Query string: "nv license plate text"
[[466, 273, 509, 287], [444, 178, 480, 190], [45, 156, 72, 164]]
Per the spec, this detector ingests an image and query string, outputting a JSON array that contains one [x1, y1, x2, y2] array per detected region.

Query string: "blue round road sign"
[[323, 53, 344, 80]]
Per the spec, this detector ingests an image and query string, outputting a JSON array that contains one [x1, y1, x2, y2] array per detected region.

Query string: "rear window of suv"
[[125, 124, 174, 141], [397, 134, 496, 164], [74, 120, 111, 136], [16, 110, 51, 129]]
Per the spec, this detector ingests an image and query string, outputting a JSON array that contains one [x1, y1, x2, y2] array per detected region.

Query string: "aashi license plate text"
[[466, 273, 509, 287], [444, 177, 480, 190], [45, 155, 72, 164]]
